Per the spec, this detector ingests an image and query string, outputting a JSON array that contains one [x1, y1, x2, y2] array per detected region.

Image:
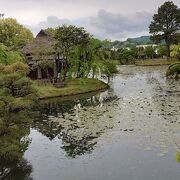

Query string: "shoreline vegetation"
[[114, 58, 179, 66], [35, 78, 109, 100], [134, 58, 179, 66]]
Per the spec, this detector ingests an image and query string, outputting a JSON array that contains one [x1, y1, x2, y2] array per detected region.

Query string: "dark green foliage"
[[157, 45, 168, 57], [0, 69, 34, 162], [0, 43, 24, 65], [0, 112, 31, 161], [0, 73, 35, 98], [0, 62, 37, 165], [55, 25, 91, 80], [0, 43, 7, 63], [102, 61, 118, 79], [144, 46, 156, 59], [118, 49, 137, 64], [0, 158, 33, 180], [166, 63, 180, 78], [149, 1, 180, 57], [54, 25, 118, 80], [55, 25, 91, 62], [0, 111, 33, 165]]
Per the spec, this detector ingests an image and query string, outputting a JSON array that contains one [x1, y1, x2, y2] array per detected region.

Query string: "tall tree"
[[149, 1, 180, 57], [55, 25, 91, 80], [0, 18, 33, 50], [0, 62, 36, 166]]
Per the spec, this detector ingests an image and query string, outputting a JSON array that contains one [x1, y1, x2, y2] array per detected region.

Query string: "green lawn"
[[34, 78, 109, 99]]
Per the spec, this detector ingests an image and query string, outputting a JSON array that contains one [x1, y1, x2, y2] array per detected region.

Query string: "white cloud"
[[1, 0, 179, 40], [25, 16, 71, 35], [89, 9, 153, 40]]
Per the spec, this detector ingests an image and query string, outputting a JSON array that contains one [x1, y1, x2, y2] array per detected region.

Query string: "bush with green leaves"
[[0, 61, 29, 75], [144, 46, 156, 59], [171, 44, 180, 60], [157, 45, 168, 57], [118, 49, 137, 64], [0, 62, 37, 163], [0, 73, 32, 95], [102, 60, 118, 82], [166, 63, 180, 78], [0, 43, 24, 65]]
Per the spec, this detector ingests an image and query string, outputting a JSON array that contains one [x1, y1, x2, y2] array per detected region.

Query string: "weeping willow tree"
[[55, 25, 90, 81], [54, 25, 117, 81], [69, 37, 103, 78]]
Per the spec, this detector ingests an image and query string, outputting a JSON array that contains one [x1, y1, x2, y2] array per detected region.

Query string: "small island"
[[36, 78, 109, 99], [0, 26, 117, 104]]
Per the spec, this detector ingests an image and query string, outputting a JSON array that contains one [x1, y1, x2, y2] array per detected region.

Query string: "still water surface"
[[2, 66, 180, 180]]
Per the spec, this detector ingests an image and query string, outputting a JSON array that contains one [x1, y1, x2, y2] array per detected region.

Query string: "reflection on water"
[[0, 111, 33, 180], [0, 65, 180, 180], [0, 159, 32, 180], [32, 93, 119, 158]]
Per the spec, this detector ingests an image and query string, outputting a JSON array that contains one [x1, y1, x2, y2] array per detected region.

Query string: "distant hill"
[[127, 36, 152, 44], [111, 36, 153, 49]]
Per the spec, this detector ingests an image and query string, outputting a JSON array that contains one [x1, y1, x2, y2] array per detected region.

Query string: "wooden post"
[[37, 67, 42, 79], [53, 59, 58, 78]]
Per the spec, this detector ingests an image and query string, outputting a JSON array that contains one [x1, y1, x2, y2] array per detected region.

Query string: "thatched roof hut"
[[22, 29, 57, 64], [22, 30, 66, 80], [23, 30, 68, 81]]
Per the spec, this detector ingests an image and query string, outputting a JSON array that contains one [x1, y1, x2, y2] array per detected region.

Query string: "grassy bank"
[[34, 78, 109, 100], [135, 58, 179, 66]]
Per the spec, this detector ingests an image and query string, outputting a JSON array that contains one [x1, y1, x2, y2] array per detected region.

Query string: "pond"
[[1, 65, 180, 180]]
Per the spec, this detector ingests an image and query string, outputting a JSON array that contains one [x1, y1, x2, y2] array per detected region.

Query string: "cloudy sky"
[[0, 0, 180, 40]]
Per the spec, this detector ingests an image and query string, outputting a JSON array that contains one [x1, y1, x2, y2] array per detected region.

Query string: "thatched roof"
[[22, 29, 56, 54]]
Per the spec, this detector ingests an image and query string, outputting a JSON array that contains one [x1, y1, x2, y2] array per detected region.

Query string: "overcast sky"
[[0, 0, 180, 40]]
